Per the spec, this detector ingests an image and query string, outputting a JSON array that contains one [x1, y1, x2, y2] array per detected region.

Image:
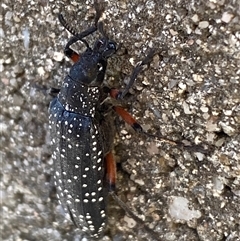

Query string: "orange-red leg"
[[104, 151, 116, 191], [110, 89, 143, 132], [113, 106, 143, 133], [68, 51, 80, 62], [110, 88, 121, 99]]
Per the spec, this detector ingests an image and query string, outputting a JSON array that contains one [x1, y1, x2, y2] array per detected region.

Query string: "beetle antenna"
[[94, 0, 105, 26], [58, 2, 105, 49], [58, 14, 78, 36], [58, 14, 90, 48], [98, 21, 108, 39]]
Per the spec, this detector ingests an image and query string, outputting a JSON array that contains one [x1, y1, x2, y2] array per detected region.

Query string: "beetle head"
[[93, 38, 117, 60]]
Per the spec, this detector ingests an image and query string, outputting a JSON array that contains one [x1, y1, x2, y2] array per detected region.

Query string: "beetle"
[[48, 1, 210, 239], [48, 1, 157, 239]]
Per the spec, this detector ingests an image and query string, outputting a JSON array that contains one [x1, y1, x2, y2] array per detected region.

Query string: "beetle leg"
[[64, 45, 81, 62], [120, 49, 156, 99], [111, 104, 210, 154], [109, 49, 155, 100], [104, 151, 116, 192], [49, 87, 60, 97], [109, 92, 209, 154], [113, 106, 143, 133]]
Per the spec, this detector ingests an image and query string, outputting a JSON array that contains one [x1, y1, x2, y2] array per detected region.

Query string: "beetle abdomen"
[[49, 98, 108, 238]]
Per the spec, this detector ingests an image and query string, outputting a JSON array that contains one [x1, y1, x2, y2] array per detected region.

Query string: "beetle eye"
[[108, 42, 116, 50]]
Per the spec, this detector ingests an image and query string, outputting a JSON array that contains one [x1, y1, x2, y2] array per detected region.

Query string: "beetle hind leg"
[[104, 151, 116, 192]]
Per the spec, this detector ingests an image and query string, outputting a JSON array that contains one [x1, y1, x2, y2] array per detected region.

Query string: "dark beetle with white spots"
[[48, 3, 118, 239], [48, 1, 158, 239], [48, 1, 212, 239]]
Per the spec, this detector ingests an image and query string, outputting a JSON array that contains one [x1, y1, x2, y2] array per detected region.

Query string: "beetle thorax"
[[58, 76, 100, 117]]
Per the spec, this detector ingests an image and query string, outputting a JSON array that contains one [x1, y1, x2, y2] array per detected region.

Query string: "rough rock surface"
[[1, 0, 239, 240]]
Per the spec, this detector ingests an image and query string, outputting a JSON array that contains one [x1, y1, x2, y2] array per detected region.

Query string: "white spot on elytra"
[[82, 226, 88, 231]]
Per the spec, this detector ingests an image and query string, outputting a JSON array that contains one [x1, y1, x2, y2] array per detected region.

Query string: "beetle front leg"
[[110, 50, 156, 99]]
